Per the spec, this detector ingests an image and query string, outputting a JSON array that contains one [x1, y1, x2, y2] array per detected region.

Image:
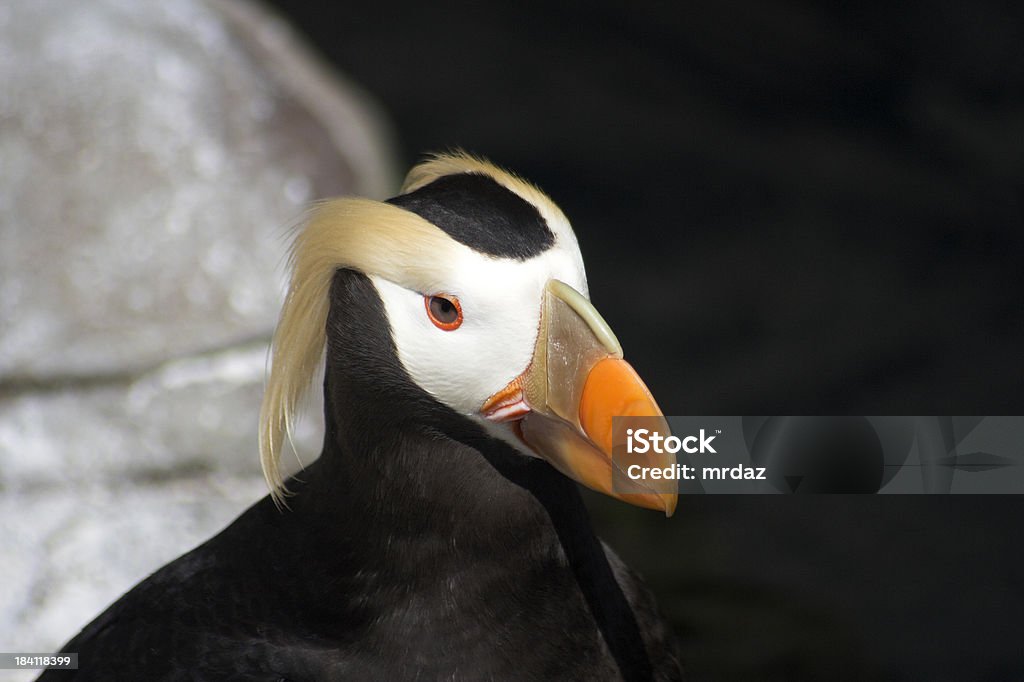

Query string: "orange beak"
[[481, 280, 677, 516]]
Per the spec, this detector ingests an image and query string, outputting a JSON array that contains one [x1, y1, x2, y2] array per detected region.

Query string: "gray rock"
[[0, 477, 269, 676], [0, 0, 396, 664], [0, 342, 320, 491], [0, 0, 397, 380]]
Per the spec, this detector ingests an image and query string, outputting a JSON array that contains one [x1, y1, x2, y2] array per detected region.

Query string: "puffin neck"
[[271, 271, 656, 679], [299, 269, 591, 542], [305, 357, 654, 680]]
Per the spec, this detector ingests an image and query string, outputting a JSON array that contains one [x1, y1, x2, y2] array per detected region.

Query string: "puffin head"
[[259, 152, 677, 516]]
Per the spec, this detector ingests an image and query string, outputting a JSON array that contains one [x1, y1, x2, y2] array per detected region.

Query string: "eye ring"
[[425, 294, 463, 331]]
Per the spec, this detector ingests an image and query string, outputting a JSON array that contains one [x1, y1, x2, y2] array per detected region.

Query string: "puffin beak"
[[482, 280, 677, 516]]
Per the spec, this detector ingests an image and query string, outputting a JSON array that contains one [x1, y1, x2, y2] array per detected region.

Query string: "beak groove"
[[481, 375, 529, 423]]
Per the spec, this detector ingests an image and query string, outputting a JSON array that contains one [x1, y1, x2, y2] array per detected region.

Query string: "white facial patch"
[[371, 239, 586, 416]]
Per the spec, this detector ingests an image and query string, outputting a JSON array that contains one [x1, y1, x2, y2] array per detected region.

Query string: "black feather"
[[40, 270, 683, 681], [387, 173, 555, 260]]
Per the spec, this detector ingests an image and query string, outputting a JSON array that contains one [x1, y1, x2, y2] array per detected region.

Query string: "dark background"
[[265, 2, 1023, 679]]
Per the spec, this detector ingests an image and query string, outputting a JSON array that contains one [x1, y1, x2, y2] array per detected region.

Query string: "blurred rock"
[[0, 0, 396, 664], [0, 343, 321, 491], [0, 0, 396, 379], [0, 476, 268, 674]]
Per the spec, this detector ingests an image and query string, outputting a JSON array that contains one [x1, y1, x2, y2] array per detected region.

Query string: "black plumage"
[[388, 172, 555, 259], [40, 269, 683, 681]]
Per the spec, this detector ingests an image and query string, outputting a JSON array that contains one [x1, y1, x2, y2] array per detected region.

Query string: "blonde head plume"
[[259, 152, 563, 506], [258, 198, 470, 505]]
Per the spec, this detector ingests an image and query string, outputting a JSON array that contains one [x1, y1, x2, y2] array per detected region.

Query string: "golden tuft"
[[259, 198, 468, 505]]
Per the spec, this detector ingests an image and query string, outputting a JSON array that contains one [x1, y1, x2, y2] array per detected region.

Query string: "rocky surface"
[[0, 0, 395, 380], [0, 0, 396, 671]]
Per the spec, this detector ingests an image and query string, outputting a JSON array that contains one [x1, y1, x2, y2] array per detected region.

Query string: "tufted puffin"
[[39, 153, 684, 681]]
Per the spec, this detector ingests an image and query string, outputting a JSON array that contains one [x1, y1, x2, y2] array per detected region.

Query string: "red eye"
[[425, 294, 463, 330]]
